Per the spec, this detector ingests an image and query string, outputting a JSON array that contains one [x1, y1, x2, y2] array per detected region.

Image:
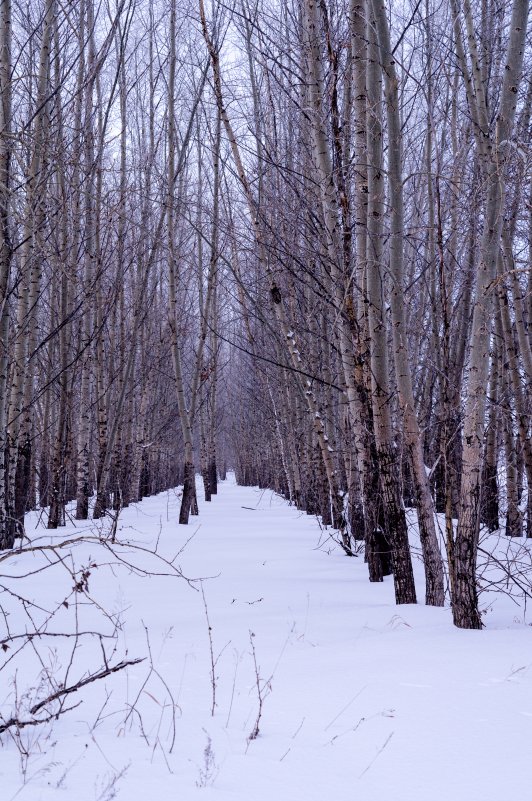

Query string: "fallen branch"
[[0, 702, 81, 734], [30, 657, 145, 716]]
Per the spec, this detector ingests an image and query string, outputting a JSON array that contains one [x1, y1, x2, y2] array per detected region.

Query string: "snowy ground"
[[2, 475, 532, 800]]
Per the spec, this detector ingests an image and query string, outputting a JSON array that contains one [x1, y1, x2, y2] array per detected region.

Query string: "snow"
[[2, 475, 532, 800]]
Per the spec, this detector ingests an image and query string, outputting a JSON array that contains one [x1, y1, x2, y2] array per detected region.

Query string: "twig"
[[358, 732, 394, 778], [324, 686, 366, 731], [248, 631, 269, 742], [201, 582, 217, 716], [225, 650, 240, 728]]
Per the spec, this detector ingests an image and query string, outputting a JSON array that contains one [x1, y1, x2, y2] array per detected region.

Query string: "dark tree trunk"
[[179, 460, 198, 524]]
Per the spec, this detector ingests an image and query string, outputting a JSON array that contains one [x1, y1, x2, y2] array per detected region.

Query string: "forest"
[[0, 0, 531, 794], [0, 0, 531, 614]]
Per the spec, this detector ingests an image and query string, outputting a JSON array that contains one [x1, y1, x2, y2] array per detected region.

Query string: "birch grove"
[[0, 0, 530, 630]]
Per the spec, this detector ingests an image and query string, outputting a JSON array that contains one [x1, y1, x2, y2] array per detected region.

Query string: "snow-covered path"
[[3, 476, 532, 800]]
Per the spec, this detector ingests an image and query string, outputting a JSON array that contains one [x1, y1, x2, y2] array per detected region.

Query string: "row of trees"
[[0, 0, 228, 550], [0, 0, 530, 629]]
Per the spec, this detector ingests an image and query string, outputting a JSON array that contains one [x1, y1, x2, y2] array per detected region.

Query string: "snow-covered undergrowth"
[[2, 475, 532, 800]]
